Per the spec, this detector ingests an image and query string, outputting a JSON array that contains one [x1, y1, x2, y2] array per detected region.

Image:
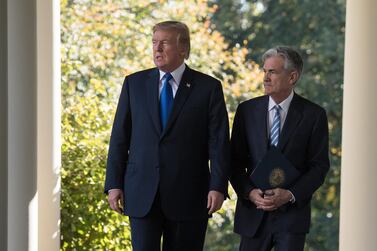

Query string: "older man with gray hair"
[[230, 46, 329, 251]]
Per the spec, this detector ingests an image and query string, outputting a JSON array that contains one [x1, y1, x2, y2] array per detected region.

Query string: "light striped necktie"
[[159, 72, 173, 130], [270, 105, 281, 147]]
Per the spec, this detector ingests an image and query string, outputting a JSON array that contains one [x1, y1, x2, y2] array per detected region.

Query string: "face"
[[152, 29, 186, 72], [263, 56, 298, 103]]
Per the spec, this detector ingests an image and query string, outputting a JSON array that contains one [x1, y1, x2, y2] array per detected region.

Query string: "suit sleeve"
[[208, 82, 230, 196], [104, 77, 132, 193], [289, 108, 330, 202], [229, 104, 255, 198]]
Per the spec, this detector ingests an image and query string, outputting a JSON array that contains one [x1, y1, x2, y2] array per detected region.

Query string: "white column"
[[36, 0, 61, 250], [8, 0, 37, 249], [7, 0, 60, 250], [340, 0, 377, 250]]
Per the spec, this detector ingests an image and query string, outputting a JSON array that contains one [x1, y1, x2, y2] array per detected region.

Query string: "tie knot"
[[164, 72, 173, 82], [274, 105, 281, 111]]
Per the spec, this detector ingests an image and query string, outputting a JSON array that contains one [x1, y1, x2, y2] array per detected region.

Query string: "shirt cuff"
[[108, 188, 122, 194], [288, 190, 296, 203]]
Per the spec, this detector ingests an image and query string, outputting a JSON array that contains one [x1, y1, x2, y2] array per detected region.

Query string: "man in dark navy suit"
[[230, 46, 330, 251], [104, 21, 230, 251]]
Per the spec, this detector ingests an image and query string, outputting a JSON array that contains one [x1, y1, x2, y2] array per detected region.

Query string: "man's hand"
[[249, 188, 292, 211], [263, 188, 292, 210], [248, 188, 265, 206], [249, 188, 276, 211], [108, 189, 124, 214], [207, 190, 225, 214]]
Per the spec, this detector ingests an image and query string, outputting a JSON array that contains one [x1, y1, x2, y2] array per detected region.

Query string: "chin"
[[154, 62, 166, 69]]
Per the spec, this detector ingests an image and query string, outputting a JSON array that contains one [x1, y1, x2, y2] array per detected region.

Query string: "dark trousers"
[[239, 212, 306, 251], [129, 193, 208, 251]]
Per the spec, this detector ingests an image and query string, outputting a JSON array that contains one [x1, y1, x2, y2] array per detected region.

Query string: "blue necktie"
[[270, 105, 281, 146], [160, 73, 173, 129]]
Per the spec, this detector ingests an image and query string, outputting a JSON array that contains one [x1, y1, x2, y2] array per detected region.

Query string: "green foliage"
[[210, 0, 345, 250], [61, 0, 262, 250], [61, 94, 132, 250]]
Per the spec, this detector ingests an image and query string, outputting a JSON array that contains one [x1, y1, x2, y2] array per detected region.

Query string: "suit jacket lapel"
[[278, 93, 303, 151], [256, 96, 269, 153], [161, 65, 194, 138], [146, 69, 162, 134]]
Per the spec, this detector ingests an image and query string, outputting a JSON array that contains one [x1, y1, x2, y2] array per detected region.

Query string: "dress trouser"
[[239, 212, 306, 251], [129, 192, 208, 251]]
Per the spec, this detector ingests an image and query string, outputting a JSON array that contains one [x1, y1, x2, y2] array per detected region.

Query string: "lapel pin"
[[186, 83, 191, 88]]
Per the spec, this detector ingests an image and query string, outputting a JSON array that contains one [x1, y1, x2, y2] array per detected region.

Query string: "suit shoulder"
[[190, 68, 221, 85], [237, 95, 268, 110], [295, 94, 327, 114], [125, 68, 156, 81], [242, 95, 267, 105]]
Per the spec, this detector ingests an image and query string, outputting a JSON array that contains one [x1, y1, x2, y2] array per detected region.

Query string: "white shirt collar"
[[268, 91, 294, 112], [159, 63, 186, 85]]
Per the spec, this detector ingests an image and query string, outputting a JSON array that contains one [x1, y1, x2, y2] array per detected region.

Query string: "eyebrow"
[[263, 68, 276, 72], [152, 39, 172, 43]]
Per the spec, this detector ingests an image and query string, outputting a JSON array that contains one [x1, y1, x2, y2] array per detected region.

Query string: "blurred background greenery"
[[61, 0, 344, 250]]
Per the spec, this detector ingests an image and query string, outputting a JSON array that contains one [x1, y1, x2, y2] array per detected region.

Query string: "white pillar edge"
[[0, 0, 8, 249], [36, 0, 61, 250], [8, 0, 37, 250], [340, 0, 377, 250]]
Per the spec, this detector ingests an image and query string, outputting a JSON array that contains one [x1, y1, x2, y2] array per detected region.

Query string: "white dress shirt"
[[158, 63, 185, 98], [267, 91, 294, 137]]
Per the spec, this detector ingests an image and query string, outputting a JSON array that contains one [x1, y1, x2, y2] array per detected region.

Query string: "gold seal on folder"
[[269, 167, 285, 187]]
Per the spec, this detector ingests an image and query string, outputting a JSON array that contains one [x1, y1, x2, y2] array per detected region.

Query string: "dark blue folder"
[[250, 146, 300, 191]]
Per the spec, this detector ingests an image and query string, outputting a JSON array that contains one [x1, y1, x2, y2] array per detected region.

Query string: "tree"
[[61, 0, 263, 250], [210, 0, 345, 250]]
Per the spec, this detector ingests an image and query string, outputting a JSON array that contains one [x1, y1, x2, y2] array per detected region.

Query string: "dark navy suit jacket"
[[230, 93, 330, 237], [105, 65, 230, 221]]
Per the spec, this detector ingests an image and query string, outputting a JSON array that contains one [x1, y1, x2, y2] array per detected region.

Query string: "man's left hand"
[[260, 188, 293, 211], [207, 190, 225, 214]]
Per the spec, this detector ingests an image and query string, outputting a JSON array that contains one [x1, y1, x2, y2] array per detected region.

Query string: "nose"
[[264, 72, 271, 81], [154, 41, 163, 52]]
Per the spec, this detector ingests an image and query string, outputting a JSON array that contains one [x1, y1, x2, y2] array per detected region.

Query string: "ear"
[[289, 71, 299, 85], [179, 50, 187, 60], [177, 43, 187, 58], [178, 46, 186, 56]]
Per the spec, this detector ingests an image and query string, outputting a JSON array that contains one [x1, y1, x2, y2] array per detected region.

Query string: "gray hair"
[[153, 21, 191, 59], [262, 46, 304, 80]]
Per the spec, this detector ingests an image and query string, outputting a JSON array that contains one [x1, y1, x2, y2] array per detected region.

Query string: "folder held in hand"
[[250, 146, 300, 191]]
